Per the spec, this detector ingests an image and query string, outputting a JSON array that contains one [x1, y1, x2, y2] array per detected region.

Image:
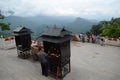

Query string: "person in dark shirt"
[[38, 48, 48, 77]]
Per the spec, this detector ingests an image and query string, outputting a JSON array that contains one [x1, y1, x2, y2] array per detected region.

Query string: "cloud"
[[0, 0, 120, 20]]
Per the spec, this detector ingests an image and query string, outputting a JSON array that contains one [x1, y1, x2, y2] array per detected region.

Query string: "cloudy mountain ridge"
[[2, 15, 97, 37]]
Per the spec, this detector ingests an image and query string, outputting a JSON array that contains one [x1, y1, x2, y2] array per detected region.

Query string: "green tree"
[[100, 18, 120, 38], [88, 17, 120, 38], [0, 10, 10, 36], [90, 24, 103, 35]]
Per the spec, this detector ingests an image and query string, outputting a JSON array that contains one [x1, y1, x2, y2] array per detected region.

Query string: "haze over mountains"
[[2, 15, 97, 37]]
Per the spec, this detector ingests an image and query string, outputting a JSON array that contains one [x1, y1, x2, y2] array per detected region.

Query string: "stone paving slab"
[[0, 42, 120, 80]]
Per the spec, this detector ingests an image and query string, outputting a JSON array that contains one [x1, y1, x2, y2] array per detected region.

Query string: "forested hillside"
[[89, 17, 120, 38]]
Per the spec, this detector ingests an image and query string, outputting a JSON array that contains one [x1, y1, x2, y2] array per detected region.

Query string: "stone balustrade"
[[0, 36, 16, 49]]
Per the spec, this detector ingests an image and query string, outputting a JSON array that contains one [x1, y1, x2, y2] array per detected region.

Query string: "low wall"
[[105, 38, 120, 47], [0, 36, 16, 49]]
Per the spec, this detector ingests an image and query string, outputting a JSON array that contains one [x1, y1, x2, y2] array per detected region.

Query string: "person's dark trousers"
[[44, 62, 48, 77], [41, 62, 48, 77], [41, 63, 45, 75]]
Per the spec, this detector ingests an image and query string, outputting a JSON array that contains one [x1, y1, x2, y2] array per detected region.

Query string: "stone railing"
[[105, 38, 120, 47], [0, 36, 16, 49]]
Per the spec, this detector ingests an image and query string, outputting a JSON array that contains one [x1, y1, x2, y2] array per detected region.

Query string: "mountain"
[[2, 15, 97, 38], [66, 17, 98, 33], [2, 16, 45, 37]]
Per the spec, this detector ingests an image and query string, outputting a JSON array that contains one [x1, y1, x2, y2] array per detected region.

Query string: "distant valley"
[[2, 15, 98, 38]]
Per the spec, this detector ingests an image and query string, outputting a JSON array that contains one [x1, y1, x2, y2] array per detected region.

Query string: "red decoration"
[[5, 38, 9, 41], [10, 37, 14, 40], [113, 38, 117, 41], [108, 38, 112, 40]]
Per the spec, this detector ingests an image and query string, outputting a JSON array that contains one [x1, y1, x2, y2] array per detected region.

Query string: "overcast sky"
[[0, 0, 120, 20]]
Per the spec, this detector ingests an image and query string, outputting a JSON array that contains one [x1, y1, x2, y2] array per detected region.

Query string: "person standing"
[[38, 48, 48, 77], [100, 37, 105, 46], [96, 35, 100, 44], [82, 34, 85, 43], [92, 34, 96, 43]]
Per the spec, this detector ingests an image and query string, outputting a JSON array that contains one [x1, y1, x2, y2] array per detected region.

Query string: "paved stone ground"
[[0, 42, 120, 80]]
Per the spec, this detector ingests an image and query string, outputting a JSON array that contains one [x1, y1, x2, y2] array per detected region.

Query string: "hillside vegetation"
[[0, 11, 10, 37], [89, 17, 120, 38]]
